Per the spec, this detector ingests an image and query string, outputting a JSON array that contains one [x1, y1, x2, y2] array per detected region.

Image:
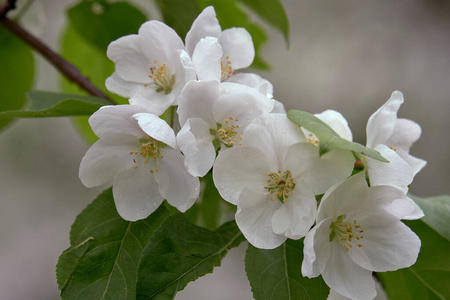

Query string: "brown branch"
[[0, 0, 17, 18], [0, 16, 114, 103]]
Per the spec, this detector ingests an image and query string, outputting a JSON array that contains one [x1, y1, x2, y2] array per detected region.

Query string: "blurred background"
[[0, 0, 449, 299]]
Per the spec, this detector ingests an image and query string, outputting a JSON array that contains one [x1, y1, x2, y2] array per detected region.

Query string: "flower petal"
[[185, 6, 221, 56], [285, 143, 354, 195], [315, 110, 353, 141], [367, 145, 414, 193], [213, 146, 273, 205], [271, 179, 317, 239], [79, 134, 139, 187], [322, 243, 376, 300], [236, 188, 285, 249], [105, 72, 141, 98], [225, 73, 274, 98], [113, 165, 164, 221], [129, 89, 175, 116], [302, 218, 333, 278], [348, 214, 421, 272], [133, 113, 177, 149], [220, 28, 255, 70], [138, 20, 184, 52], [177, 118, 216, 177], [366, 91, 404, 148], [177, 80, 222, 127], [242, 113, 305, 165], [192, 37, 222, 81], [154, 148, 200, 212]]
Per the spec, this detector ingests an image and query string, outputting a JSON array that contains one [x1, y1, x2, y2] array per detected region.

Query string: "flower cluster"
[[79, 6, 426, 300]]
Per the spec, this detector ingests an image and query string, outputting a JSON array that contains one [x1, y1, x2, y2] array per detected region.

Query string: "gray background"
[[1, 0, 449, 299]]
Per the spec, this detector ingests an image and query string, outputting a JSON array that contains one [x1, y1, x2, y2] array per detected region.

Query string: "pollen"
[[389, 145, 397, 151], [147, 61, 176, 94], [330, 215, 364, 252], [307, 132, 319, 147], [265, 169, 296, 203], [221, 55, 237, 81], [129, 138, 163, 173], [216, 116, 242, 147]]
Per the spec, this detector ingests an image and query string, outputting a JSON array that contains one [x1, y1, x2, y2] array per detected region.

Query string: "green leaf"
[[409, 194, 450, 241], [155, 0, 200, 40], [68, 0, 147, 52], [0, 26, 34, 130], [238, 0, 289, 45], [287, 109, 389, 162], [57, 188, 172, 300], [136, 214, 244, 299], [245, 239, 330, 300], [197, 0, 269, 69], [378, 220, 450, 300], [198, 172, 227, 230], [0, 91, 110, 118]]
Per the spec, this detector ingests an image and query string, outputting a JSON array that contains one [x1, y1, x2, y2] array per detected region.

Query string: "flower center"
[[216, 115, 242, 147], [264, 169, 296, 203], [306, 132, 319, 147], [221, 55, 236, 81], [129, 138, 164, 173], [145, 60, 175, 94], [389, 145, 397, 151], [330, 215, 364, 251]]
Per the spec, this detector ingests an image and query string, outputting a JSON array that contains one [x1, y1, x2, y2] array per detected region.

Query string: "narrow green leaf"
[[0, 91, 110, 118], [197, 0, 269, 69], [245, 239, 330, 300], [56, 188, 172, 300], [378, 220, 450, 300], [136, 214, 244, 299], [409, 194, 450, 241], [155, 0, 200, 40], [238, 0, 289, 45], [287, 109, 389, 162], [0, 26, 34, 130]]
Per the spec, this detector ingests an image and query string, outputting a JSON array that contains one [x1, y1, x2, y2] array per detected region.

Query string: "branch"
[[0, 0, 17, 18], [0, 15, 114, 103]]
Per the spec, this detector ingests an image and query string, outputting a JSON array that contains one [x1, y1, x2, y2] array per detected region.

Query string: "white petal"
[[89, 104, 149, 138], [129, 89, 175, 116], [79, 134, 139, 187], [133, 113, 177, 149], [302, 218, 333, 278], [367, 145, 414, 193], [155, 148, 200, 212], [138, 20, 184, 52], [105, 72, 140, 98], [177, 118, 216, 177], [236, 188, 285, 249], [348, 214, 421, 272], [285, 143, 353, 195], [177, 80, 221, 127], [113, 166, 164, 221], [366, 91, 404, 148], [242, 113, 305, 164], [317, 173, 369, 222], [192, 37, 222, 81], [271, 180, 317, 239], [271, 100, 286, 113], [213, 146, 273, 205], [220, 28, 255, 70], [225, 73, 274, 98], [399, 153, 427, 177], [315, 110, 353, 141], [185, 6, 221, 56], [386, 118, 421, 151], [322, 243, 376, 300]]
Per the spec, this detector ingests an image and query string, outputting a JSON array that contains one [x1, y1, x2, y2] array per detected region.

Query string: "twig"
[[0, 0, 17, 18], [0, 13, 114, 103]]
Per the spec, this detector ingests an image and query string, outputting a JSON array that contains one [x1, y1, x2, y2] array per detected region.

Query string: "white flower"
[[366, 91, 426, 176], [302, 173, 423, 300], [105, 21, 196, 115], [182, 6, 256, 83], [79, 105, 200, 221], [176, 80, 275, 177], [213, 114, 354, 249]]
